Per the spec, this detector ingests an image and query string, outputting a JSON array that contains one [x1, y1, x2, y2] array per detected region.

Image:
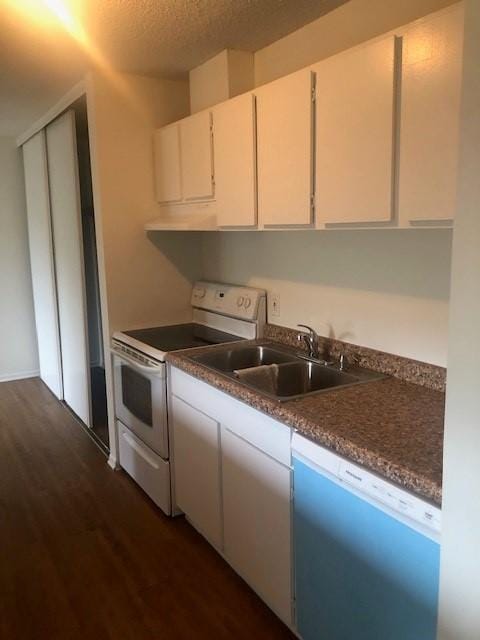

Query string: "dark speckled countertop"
[[167, 340, 445, 506]]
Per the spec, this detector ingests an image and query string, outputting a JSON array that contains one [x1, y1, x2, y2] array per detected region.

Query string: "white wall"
[[86, 71, 203, 467], [438, 0, 480, 636], [202, 230, 451, 366], [87, 71, 202, 333], [0, 137, 39, 381], [254, 0, 458, 86]]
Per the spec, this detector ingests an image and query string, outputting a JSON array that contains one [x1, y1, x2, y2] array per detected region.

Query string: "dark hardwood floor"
[[0, 378, 294, 640]]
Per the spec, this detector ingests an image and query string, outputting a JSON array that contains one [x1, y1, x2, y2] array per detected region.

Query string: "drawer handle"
[[122, 431, 160, 469]]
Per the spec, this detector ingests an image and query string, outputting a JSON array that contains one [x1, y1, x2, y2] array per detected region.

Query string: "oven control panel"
[[191, 281, 266, 321]]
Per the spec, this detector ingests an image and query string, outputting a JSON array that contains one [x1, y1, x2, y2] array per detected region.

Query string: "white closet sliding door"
[[46, 111, 91, 427], [22, 131, 63, 399]]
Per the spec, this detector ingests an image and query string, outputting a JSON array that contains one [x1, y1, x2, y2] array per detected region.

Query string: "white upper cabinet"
[[256, 69, 315, 227], [151, 6, 462, 232], [398, 4, 464, 226], [180, 110, 214, 200], [153, 123, 182, 203], [213, 93, 257, 227], [154, 110, 214, 205], [314, 35, 398, 226]]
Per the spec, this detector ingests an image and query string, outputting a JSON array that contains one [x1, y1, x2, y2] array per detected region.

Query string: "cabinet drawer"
[[118, 421, 171, 514], [223, 409, 291, 467]]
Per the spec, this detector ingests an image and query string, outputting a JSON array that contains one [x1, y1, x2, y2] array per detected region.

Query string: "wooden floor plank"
[[0, 378, 294, 639]]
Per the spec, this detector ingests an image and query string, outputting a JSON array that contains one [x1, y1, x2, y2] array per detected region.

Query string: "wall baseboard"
[[0, 369, 40, 383], [108, 454, 118, 470]]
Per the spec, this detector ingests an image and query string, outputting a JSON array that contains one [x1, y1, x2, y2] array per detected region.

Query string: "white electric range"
[[111, 281, 266, 515]]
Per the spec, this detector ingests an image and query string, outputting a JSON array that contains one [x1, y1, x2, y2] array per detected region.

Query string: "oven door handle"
[[112, 348, 163, 375]]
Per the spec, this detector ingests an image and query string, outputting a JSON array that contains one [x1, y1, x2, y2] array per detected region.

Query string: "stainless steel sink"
[[190, 343, 385, 401], [235, 360, 359, 400], [190, 345, 298, 372]]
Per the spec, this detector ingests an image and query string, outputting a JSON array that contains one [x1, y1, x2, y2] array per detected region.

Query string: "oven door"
[[113, 352, 168, 458]]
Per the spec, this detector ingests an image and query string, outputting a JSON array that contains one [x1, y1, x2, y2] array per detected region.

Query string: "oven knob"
[[237, 296, 245, 307], [244, 297, 252, 309], [195, 287, 206, 299]]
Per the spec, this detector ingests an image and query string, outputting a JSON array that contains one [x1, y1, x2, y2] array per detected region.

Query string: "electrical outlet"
[[271, 293, 281, 317]]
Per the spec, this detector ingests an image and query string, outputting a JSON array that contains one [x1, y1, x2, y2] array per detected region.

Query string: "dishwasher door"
[[293, 456, 440, 640]]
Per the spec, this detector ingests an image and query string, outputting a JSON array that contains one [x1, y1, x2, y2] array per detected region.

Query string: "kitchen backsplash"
[[265, 324, 446, 392]]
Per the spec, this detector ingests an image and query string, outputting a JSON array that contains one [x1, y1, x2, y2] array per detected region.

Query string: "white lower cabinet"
[[171, 395, 223, 549], [222, 426, 292, 622], [170, 366, 292, 627]]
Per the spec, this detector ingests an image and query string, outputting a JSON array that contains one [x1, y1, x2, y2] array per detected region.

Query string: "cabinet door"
[[180, 111, 214, 200], [257, 69, 314, 227], [314, 36, 398, 226], [22, 131, 63, 399], [222, 426, 292, 625], [171, 395, 222, 549], [46, 111, 91, 427], [214, 93, 257, 227], [399, 5, 463, 225], [154, 123, 182, 203]]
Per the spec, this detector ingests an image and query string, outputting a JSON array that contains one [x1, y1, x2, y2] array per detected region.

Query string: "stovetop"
[[123, 323, 244, 353]]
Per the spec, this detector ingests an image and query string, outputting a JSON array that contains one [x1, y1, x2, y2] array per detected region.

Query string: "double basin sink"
[[190, 343, 384, 402]]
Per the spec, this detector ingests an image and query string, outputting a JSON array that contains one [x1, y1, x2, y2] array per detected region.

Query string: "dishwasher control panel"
[[292, 433, 441, 535], [338, 460, 441, 534]]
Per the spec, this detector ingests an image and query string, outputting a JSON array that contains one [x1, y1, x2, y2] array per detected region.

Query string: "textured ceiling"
[[0, 0, 347, 136]]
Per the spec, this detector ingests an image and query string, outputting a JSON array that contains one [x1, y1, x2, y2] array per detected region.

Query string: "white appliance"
[[111, 281, 266, 515]]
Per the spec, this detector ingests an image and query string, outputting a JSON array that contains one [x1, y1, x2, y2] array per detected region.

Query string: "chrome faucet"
[[297, 324, 321, 359]]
